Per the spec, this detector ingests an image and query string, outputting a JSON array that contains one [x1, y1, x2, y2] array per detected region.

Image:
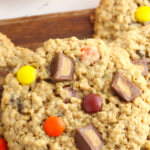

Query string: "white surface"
[[0, 0, 100, 20]]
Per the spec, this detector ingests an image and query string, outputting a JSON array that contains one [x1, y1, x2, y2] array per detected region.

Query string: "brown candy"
[[0, 69, 9, 91], [111, 72, 142, 102], [75, 125, 104, 150], [131, 58, 149, 76], [50, 52, 75, 82]]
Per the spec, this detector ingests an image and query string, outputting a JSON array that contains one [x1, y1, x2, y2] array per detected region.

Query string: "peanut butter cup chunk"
[[112, 72, 142, 102], [50, 52, 75, 82], [131, 59, 149, 76], [75, 125, 104, 150]]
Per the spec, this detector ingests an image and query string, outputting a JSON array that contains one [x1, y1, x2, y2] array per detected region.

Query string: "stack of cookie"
[[1, 0, 150, 150]]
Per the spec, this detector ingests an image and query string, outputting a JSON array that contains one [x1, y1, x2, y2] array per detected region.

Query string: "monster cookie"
[[108, 24, 150, 149], [0, 33, 34, 146], [93, 0, 150, 43], [109, 25, 150, 88], [0, 33, 34, 72], [2, 37, 150, 150]]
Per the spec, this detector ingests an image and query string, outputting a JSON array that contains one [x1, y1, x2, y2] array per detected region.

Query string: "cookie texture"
[[2, 37, 150, 150], [0, 33, 34, 72], [109, 24, 150, 149], [93, 0, 150, 43], [109, 25, 150, 88], [0, 33, 34, 138]]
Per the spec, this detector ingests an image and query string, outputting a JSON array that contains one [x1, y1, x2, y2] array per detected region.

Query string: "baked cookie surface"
[[0, 33, 34, 72], [109, 25, 150, 88], [93, 0, 150, 43], [2, 37, 150, 150], [109, 25, 150, 149], [0, 33, 34, 138]]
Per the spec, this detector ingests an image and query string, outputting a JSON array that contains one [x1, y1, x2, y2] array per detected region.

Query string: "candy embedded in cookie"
[[50, 52, 75, 82], [63, 86, 80, 103], [0, 69, 8, 91], [82, 94, 102, 114], [63, 86, 79, 98], [75, 125, 104, 150], [135, 6, 150, 23], [0, 137, 7, 150], [11, 98, 24, 113], [131, 59, 149, 76], [111, 72, 142, 102], [17, 66, 36, 85], [80, 47, 100, 65], [44, 116, 65, 137]]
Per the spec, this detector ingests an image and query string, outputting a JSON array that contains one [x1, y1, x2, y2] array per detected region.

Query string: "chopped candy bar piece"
[[131, 59, 149, 76], [75, 125, 104, 150], [63, 86, 79, 98], [0, 69, 9, 91], [111, 72, 142, 102], [50, 52, 75, 82]]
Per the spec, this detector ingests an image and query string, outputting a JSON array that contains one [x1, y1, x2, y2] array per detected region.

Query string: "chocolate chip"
[[18, 103, 24, 113], [147, 136, 150, 140], [115, 146, 120, 149], [75, 125, 104, 150], [44, 78, 52, 83], [57, 114, 63, 118], [111, 72, 142, 102], [131, 58, 149, 76], [137, 3, 140, 7], [10, 98, 14, 102], [136, 50, 145, 58], [11, 97, 24, 113], [17, 98, 21, 102], [36, 78, 41, 83], [50, 52, 75, 82], [64, 98, 71, 104], [0, 69, 9, 91]]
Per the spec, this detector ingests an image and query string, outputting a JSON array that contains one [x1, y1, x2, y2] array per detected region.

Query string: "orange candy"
[[80, 47, 97, 59], [44, 116, 65, 137], [0, 138, 7, 150]]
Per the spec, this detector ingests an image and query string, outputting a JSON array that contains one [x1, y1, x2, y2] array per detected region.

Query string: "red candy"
[[82, 94, 102, 114], [0, 138, 7, 150]]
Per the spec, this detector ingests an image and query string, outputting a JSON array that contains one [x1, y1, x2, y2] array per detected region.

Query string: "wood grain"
[[0, 9, 95, 51]]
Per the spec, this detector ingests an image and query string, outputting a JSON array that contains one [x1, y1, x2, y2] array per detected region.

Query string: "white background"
[[0, 0, 100, 20]]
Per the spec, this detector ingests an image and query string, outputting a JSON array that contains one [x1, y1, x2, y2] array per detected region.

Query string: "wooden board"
[[0, 9, 95, 51]]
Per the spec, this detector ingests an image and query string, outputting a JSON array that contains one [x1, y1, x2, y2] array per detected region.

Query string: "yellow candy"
[[17, 66, 36, 85], [135, 6, 150, 23]]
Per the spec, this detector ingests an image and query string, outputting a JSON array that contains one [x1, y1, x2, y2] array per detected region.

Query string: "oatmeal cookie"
[[93, 0, 150, 43], [0, 33, 34, 72], [2, 37, 150, 150], [0, 33, 34, 138], [109, 25, 150, 88], [109, 24, 150, 149]]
